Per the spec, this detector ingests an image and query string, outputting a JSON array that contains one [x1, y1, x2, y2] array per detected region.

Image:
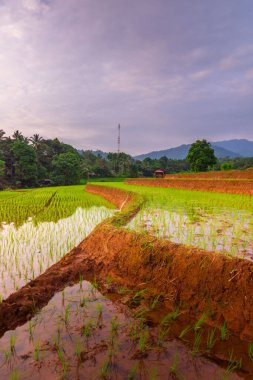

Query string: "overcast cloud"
[[0, 0, 253, 154]]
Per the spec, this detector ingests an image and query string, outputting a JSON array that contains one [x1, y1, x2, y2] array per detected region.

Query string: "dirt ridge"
[[126, 178, 253, 195]]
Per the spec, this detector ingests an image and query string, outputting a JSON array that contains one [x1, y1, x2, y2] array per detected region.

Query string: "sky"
[[0, 0, 253, 155]]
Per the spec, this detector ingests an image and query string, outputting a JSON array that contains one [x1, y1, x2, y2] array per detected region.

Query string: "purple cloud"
[[0, 0, 253, 154]]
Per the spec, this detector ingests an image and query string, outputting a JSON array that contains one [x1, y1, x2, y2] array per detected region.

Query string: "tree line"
[[0, 131, 252, 188], [0, 129, 190, 188]]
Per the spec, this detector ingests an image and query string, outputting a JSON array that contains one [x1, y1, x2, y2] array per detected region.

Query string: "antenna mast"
[[117, 124, 121, 154]]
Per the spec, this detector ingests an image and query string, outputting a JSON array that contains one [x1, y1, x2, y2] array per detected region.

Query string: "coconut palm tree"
[[29, 134, 43, 151]]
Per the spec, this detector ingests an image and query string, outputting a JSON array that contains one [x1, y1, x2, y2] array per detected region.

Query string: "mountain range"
[[134, 139, 253, 160]]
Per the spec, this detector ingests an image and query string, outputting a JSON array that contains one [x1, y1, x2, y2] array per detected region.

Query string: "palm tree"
[[12, 130, 24, 141], [29, 134, 43, 151], [0, 129, 5, 140]]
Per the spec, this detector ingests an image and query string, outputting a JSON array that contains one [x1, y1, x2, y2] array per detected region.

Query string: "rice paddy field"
[[93, 182, 253, 260], [1, 176, 253, 379], [0, 186, 115, 300]]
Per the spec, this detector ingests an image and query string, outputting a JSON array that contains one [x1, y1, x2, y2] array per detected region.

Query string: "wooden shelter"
[[154, 169, 165, 178]]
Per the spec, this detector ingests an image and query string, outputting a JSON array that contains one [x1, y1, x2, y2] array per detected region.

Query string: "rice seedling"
[[149, 294, 162, 310], [248, 342, 253, 361], [118, 286, 127, 295], [131, 289, 148, 307], [170, 353, 180, 376], [75, 338, 82, 360], [139, 329, 149, 354], [79, 274, 84, 289], [99, 360, 110, 378], [57, 347, 68, 377], [192, 329, 203, 355], [161, 308, 180, 326], [34, 339, 41, 361], [80, 296, 87, 308], [129, 322, 139, 344], [206, 328, 217, 352], [61, 290, 65, 305], [179, 324, 192, 340], [106, 275, 113, 287], [64, 304, 71, 325], [10, 335, 16, 353], [10, 369, 20, 380], [28, 321, 33, 339], [220, 321, 229, 341], [157, 324, 170, 347], [194, 312, 207, 331], [96, 302, 103, 316], [82, 320, 93, 338], [221, 351, 242, 380], [109, 316, 119, 348]]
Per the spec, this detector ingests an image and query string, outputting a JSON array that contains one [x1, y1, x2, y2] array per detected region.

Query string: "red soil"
[[166, 168, 253, 180], [86, 183, 133, 209], [1, 184, 253, 344], [126, 178, 253, 195]]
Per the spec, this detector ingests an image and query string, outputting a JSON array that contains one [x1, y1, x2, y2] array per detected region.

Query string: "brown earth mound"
[[1, 184, 253, 343], [126, 178, 253, 195]]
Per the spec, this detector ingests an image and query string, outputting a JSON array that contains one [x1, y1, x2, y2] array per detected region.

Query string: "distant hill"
[[212, 139, 253, 158], [134, 139, 253, 160]]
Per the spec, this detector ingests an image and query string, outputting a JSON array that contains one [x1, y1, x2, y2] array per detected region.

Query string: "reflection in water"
[[0, 282, 242, 380], [0, 207, 114, 300]]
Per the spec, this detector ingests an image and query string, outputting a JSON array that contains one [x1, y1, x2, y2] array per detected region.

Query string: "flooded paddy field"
[[1, 181, 253, 379], [0, 280, 248, 379], [91, 182, 253, 259], [0, 186, 114, 299]]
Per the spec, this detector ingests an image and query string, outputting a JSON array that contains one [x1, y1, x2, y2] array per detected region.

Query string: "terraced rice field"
[[1, 174, 253, 379]]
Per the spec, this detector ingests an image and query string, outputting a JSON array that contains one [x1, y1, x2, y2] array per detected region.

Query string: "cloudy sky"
[[0, 0, 253, 154]]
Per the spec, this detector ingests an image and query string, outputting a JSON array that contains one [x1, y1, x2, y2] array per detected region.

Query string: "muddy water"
[[127, 208, 253, 259], [0, 281, 244, 380]]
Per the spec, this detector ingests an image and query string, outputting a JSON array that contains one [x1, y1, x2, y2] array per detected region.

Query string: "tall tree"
[[186, 139, 217, 172], [11, 140, 38, 186], [52, 151, 81, 185], [29, 134, 43, 150]]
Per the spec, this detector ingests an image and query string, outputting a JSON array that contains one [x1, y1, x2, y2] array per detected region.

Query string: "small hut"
[[154, 169, 165, 178], [40, 179, 53, 187]]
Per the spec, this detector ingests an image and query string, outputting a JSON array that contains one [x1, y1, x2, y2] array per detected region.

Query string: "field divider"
[[1, 184, 253, 343]]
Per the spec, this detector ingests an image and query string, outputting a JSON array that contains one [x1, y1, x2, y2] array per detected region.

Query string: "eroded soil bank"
[[126, 178, 253, 195]]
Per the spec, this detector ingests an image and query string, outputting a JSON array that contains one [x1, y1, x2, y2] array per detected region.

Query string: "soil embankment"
[[166, 168, 253, 180], [1, 184, 253, 343], [126, 178, 253, 195]]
